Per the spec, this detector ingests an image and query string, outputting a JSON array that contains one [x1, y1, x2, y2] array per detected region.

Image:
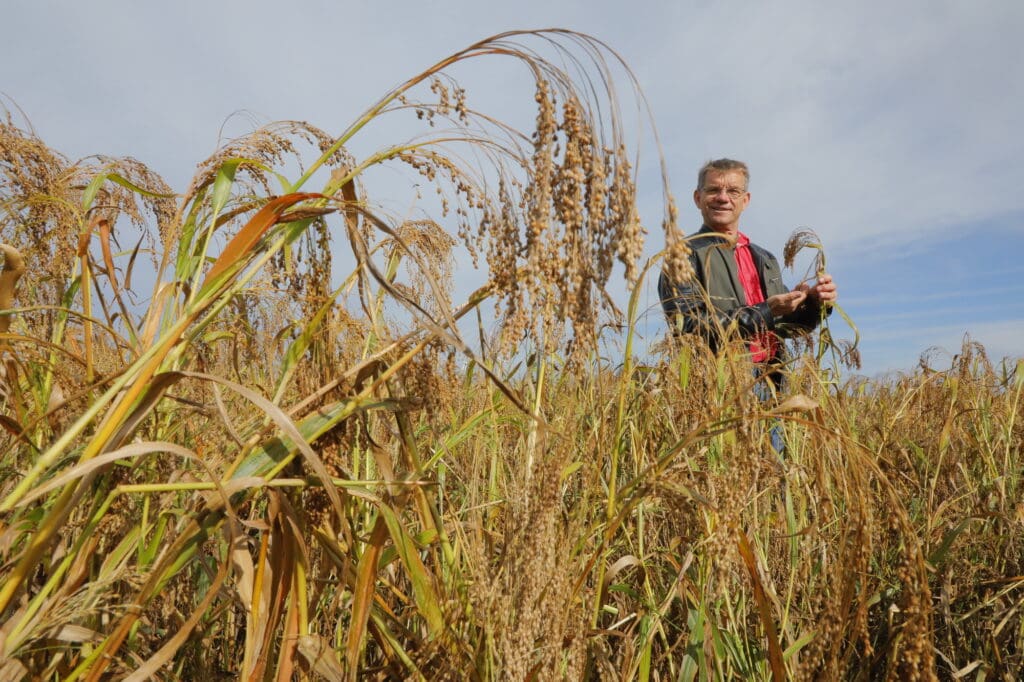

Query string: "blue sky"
[[4, 1, 1023, 376]]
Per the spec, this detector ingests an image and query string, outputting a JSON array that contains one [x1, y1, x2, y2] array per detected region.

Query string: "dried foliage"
[[0, 30, 1020, 682], [784, 227, 862, 373]]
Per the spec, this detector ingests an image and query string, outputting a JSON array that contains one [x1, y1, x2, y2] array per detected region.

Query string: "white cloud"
[[858, 318, 1024, 374], [630, 2, 1024, 250]]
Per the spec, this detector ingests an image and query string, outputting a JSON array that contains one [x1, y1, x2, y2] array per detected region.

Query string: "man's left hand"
[[802, 273, 838, 304]]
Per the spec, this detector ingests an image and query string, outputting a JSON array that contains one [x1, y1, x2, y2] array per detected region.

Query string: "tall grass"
[[0, 30, 1021, 681]]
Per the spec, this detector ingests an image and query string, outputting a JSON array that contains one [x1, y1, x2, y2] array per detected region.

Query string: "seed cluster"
[[1, 111, 174, 301], [476, 422, 590, 679], [361, 53, 686, 362], [473, 78, 659, 358]]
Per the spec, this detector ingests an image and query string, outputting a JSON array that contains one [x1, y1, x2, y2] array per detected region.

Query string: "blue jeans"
[[752, 370, 785, 454]]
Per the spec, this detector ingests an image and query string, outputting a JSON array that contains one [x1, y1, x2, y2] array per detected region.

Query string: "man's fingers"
[[807, 273, 838, 303], [770, 291, 804, 315]]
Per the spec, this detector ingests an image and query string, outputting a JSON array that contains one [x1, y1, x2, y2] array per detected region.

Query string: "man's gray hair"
[[697, 159, 749, 191]]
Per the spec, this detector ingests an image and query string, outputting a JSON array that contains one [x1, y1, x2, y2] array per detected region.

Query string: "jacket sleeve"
[[753, 248, 829, 338], [775, 298, 826, 338], [658, 261, 775, 344]]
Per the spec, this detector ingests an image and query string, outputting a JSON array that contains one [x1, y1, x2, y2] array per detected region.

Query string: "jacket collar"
[[696, 225, 746, 302]]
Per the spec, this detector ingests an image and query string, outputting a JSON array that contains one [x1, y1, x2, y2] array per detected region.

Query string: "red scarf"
[[734, 232, 778, 363]]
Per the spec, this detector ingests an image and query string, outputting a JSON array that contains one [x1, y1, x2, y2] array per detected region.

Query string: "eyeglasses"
[[699, 186, 747, 199]]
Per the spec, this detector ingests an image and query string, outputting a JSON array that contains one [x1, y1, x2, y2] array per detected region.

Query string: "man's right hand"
[[767, 290, 808, 317]]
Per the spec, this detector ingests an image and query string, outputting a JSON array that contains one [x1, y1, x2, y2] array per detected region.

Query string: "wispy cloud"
[[844, 283, 1024, 309], [862, 318, 1024, 365]]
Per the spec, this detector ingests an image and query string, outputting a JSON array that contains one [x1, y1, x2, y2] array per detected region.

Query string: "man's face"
[[693, 169, 750, 233]]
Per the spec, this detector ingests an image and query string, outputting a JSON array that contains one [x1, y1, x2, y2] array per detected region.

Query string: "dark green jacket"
[[658, 225, 823, 355]]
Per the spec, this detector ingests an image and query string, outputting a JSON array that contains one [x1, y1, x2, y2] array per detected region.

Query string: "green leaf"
[[784, 631, 815, 661], [81, 173, 108, 212], [98, 527, 140, 581], [210, 159, 244, 219], [376, 502, 445, 638], [927, 518, 973, 568], [560, 461, 583, 482], [638, 614, 653, 682], [228, 398, 358, 480], [81, 171, 175, 213], [105, 173, 176, 199]]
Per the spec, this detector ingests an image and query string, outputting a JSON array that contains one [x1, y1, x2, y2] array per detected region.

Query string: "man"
[[659, 158, 838, 383]]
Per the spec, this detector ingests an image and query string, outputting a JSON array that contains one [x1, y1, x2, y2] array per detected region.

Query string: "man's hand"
[[767, 290, 807, 317], [804, 273, 838, 304], [769, 273, 838, 318]]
